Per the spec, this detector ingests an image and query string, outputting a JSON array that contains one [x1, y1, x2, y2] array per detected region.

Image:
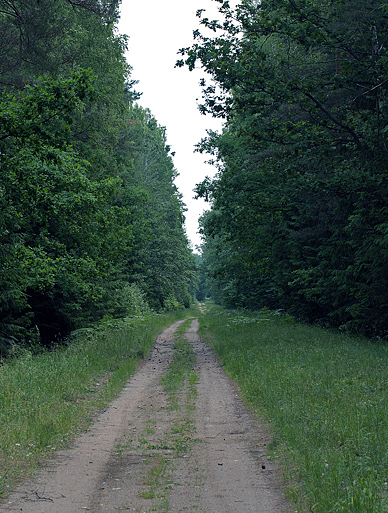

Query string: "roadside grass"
[[0, 309, 194, 498], [198, 304, 388, 513]]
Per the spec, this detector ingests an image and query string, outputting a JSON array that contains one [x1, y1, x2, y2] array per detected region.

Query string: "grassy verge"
[[0, 309, 192, 498], [198, 303, 388, 513]]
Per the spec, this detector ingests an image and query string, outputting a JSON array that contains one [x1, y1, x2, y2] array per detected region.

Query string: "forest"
[[1, 4, 388, 506], [0, 0, 196, 353], [1, 0, 388, 353], [181, 0, 388, 338]]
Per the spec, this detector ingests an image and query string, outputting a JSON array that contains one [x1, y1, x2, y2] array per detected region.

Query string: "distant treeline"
[[0, 0, 196, 352], [183, 0, 388, 337]]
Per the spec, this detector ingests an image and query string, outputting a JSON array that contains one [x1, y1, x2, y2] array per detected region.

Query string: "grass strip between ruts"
[[112, 317, 200, 512]]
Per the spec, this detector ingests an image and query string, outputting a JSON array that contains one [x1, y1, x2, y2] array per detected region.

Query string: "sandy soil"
[[2, 318, 292, 513]]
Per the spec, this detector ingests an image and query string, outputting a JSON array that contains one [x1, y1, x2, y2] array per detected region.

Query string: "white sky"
[[117, 0, 226, 251]]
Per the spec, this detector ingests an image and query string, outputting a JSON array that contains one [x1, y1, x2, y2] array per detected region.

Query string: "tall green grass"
[[199, 305, 388, 513], [0, 309, 193, 498]]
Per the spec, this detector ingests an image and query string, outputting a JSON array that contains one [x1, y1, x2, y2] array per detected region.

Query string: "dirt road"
[[3, 319, 292, 512]]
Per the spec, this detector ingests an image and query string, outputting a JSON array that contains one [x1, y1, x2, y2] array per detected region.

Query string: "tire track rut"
[[3, 319, 291, 512]]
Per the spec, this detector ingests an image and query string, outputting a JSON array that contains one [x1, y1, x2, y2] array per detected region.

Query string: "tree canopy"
[[0, 0, 195, 352], [179, 0, 388, 337]]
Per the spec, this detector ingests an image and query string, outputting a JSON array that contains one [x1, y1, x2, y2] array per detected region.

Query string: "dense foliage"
[[179, 0, 388, 336], [0, 0, 195, 352]]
